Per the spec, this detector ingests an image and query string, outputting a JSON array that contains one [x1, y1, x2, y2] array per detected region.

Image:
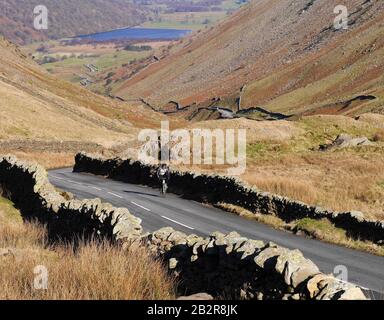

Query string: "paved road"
[[49, 168, 384, 297]]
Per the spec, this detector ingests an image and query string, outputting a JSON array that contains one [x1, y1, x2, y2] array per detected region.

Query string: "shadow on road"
[[123, 190, 160, 198]]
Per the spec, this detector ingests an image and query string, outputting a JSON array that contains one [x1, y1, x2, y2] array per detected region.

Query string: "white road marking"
[[108, 192, 123, 199], [161, 216, 194, 230], [131, 201, 151, 212], [48, 175, 65, 181], [92, 187, 102, 191], [67, 179, 84, 185]]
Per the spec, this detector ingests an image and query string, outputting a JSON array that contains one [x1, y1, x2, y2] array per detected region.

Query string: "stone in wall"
[[143, 227, 367, 300], [0, 155, 142, 243]]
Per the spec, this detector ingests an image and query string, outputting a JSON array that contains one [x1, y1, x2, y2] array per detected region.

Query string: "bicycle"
[[160, 178, 168, 197]]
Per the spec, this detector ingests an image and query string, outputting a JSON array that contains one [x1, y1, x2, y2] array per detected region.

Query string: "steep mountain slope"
[[115, 0, 384, 118], [0, 0, 147, 44], [0, 36, 163, 153]]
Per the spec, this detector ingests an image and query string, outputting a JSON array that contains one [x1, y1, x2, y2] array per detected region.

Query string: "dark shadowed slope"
[[0, 0, 148, 44]]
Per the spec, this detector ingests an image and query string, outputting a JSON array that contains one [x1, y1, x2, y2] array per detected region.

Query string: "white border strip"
[[161, 216, 194, 230]]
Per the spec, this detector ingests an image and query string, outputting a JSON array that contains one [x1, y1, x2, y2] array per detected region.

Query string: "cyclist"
[[157, 163, 170, 195]]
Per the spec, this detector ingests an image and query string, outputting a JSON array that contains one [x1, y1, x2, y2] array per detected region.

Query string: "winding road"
[[48, 168, 384, 298]]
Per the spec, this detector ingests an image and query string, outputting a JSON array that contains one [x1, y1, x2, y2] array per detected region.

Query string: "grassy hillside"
[[115, 0, 384, 117], [183, 114, 384, 221], [0, 36, 164, 167]]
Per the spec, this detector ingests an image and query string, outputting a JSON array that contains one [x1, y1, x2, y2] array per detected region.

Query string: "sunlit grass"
[[0, 198, 176, 300]]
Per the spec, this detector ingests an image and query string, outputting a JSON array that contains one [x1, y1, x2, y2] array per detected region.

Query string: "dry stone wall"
[[144, 227, 367, 300], [74, 152, 384, 243], [0, 155, 142, 242], [0, 154, 368, 300]]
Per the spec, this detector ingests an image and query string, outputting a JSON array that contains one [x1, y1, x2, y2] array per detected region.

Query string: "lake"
[[74, 27, 192, 42]]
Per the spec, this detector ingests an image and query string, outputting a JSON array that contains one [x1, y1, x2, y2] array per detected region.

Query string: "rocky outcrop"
[[74, 152, 384, 243], [177, 293, 214, 300], [144, 227, 367, 300], [0, 155, 142, 242], [319, 134, 373, 151]]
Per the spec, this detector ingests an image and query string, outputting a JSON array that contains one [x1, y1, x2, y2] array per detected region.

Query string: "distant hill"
[[115, 0, 384, 118], [0, 35, 162, 147], [0, 0, 148, 44]]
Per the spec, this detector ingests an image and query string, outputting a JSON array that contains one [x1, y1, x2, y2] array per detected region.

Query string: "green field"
[[140, 0, 246, 30], [36, 48, 150, 84], [42, 50, 148, 71], [141, 11, 230, 30]]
